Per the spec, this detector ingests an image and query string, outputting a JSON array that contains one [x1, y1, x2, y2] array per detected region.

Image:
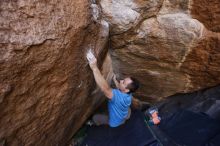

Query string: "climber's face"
[[119, 77, 132, 93]]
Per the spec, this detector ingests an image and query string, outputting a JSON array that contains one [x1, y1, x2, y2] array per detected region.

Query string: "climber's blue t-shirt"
[[108, 89, 132, 127]]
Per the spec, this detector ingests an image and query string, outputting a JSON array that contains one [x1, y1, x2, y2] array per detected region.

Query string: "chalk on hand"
[[86, 49, 95, 63]]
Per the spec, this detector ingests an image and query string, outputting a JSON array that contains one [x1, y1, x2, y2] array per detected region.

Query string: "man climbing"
[[87, 50, 140, 127]]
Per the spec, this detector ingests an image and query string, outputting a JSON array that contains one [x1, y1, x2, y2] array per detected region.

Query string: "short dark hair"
[[126, 77, 140, 93]]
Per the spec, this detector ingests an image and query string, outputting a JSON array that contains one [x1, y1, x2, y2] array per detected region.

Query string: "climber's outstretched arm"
[[87, 51, 113, 99]]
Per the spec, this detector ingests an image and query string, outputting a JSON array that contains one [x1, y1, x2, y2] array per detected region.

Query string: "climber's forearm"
[[132, 97, 142, 109], [92, 66, 112, 99], [113, 75, 120, 89]]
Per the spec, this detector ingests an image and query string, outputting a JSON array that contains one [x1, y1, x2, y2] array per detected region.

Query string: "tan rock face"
[[100, 0, 220, 99], [0, 0, 109, 146], [100, 0, 163, 33], [190, 0, 220, 32]]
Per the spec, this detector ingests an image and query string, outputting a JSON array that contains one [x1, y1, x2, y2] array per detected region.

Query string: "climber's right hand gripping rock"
[[87, 49, 97, 70]]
